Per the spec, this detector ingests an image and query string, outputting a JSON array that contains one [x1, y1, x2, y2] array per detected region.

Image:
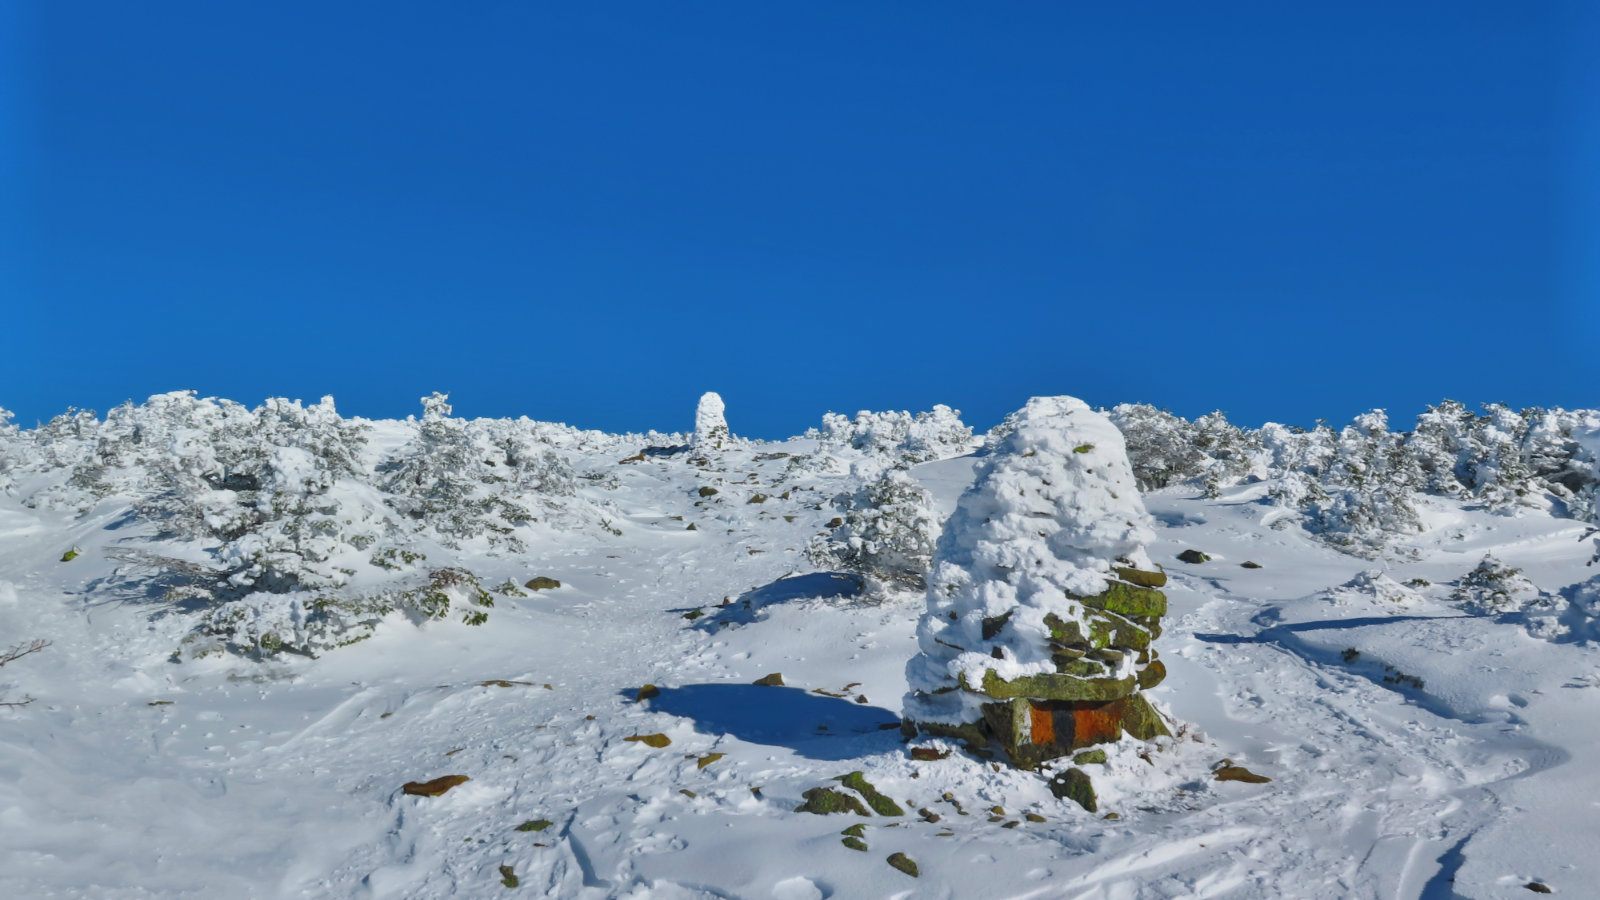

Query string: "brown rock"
[[753, 673, 785, 687], [402, 775, 470, 797], [624, 733, 671, 748], [1213, 765, 1271, 784]]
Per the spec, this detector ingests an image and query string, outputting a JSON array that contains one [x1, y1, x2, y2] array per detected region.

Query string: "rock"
[[910, 747, 949, 761], [1072, 749, 1107, 765], [60, 548, 80, 562], [917, 808, 940, 823], [499, 864, 519, 888], [636, 684, 660, 702], [835, 771, 904, 816], [841, 836, 868, 852], [886, 852, 919, 878], [1213, 765, 1271, 784], [795, 787, 869, 816], [841, 823, 866, 838], [1049, 767, 1097, 812], [1073, 581, 1169, 618], [682, 609, 703, 621], [1136, 659, 1168, 690], [1525, 882, 1552, 894], [698, 486, 719, 497], [480, 680, 534, 688], [402, 775, 470, 797], [1241, 561, 1263, 569], [753, 673, 785, 687], [1024, 812, 1047, 823], [515, 819, 553, 832], [624, 733, 671, 748], [1177, 549, 1211, 564], [972, 669, 1136, 702], [696, 753, 724, 770], [1111, 565, 1167, 588], [523, 577, 561, 591]]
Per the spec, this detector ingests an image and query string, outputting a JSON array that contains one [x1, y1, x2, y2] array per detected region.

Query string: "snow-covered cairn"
[[692, 391, 730, 450], [904, 396, 1172, 769]]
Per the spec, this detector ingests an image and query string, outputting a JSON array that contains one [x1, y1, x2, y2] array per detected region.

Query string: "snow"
[[2, 398, 1599, 898]]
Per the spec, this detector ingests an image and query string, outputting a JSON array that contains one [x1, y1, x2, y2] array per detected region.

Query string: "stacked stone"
[[903, 396, 1172, 770], [964, 564, 1170, 768]]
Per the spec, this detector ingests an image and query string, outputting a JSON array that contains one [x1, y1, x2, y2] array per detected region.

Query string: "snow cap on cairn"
[[693, 392, 730, 449], [905, 395, 1156, 725]]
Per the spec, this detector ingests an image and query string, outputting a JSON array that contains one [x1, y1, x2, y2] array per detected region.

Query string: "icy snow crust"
[[906, 396, 1155, 723], [2, 398, 1599, 898]]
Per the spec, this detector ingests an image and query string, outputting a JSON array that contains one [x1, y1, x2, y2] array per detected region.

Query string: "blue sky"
[[4, 2, 1593, 438]]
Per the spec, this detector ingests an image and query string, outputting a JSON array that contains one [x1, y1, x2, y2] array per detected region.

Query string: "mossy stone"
[[1119, 692, 1171, 741], [697, 486, 719, 497], [841, 823, 866, 838], [835, 771, 904, 816], [636, 684, 660, 701], [1111, 565, 1167, 588], [499, 864, 519, 888], [886, 852, 919, 878], [1137, 659, 1168, 690], [795, 787, 869, 816], [623, 733, 671, 748], [1213, 765, 1271, 784], [515, 819, 553, 832], [841, 836, 868, 852], [971, 669, 1137, 702], [753, 673, 784, 687], [1072, 749, 1107, 765], [1072, 582, 1168, 619], [60, 548, 80, 562], [1049, 767, 1098, 812], [524, 577, 561, 591], [696, 753, 724, 770], [402, 775, 470, 797], [1177, 549, 1211, 564]]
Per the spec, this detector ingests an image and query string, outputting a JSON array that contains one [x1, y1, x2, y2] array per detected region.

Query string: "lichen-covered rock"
[[835, 771, 904, 816], [752, 673, 784, 687], [795, 787, 869, 816], [1177, 548, 1211, 564], [524, 576, 561, 591], [903, 396, 1176, 769], [402, 775, 469, 797], [1049, 767, 1097, 812], [886, 852, 919, 877]]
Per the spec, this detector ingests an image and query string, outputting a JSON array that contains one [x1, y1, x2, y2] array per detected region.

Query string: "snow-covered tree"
[[818, 405, 974, 466], [1306, 411, 1422, 557], [1450, 554, 1540, 615], [1106, 403, 1205, 491], [380, 393, 540, 551], [807, 468, 940, 593]]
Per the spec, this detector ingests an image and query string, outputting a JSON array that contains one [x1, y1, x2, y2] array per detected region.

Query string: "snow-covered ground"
[[2, 428, 1597, 898]]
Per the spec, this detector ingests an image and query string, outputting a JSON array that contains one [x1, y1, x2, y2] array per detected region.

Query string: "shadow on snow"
[[635, 684, 902, 761]]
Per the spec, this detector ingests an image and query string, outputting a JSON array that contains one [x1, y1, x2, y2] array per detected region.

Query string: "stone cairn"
[[903, 396, 1172, 777]]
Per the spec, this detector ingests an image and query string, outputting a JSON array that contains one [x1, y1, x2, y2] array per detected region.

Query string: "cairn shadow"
[[697, 572, 864, 628], [637, 684, 902, 761]]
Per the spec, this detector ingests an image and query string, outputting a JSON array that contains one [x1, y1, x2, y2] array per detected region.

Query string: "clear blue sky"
[[4, 2, 1594, 437]]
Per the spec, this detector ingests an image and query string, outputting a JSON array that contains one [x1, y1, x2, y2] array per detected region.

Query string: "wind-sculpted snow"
[[2, 391, 1600, 898]]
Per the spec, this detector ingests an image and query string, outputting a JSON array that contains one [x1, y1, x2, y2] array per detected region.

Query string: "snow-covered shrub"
[[693, 392, 731, 450], [0, 407, 23, 494], [1106, 404, 1205, 491], [1326, 570, 1426, 608], [807, 468, 940, 592], [185, 567, 496, 659], [905, 395, 1158, 729], [144, 395, 383, 600], [380, 394, 541, 551], [1450, 555, 1540, 615], [1192, 411, 1264, 498], [1304, 411, 1423, 557], [818, 405, 973, 466]]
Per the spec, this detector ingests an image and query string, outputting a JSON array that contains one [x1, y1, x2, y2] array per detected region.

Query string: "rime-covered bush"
[[905, 396, 1155, 727], [1304, 411, 1423, 557], [807, 468, 939, 592], [1450, 555, 1540, 615], [818, 405, 973, 465], [379, 394, 563, 551], [0, 407, 23, 494], [142, 395, 383, 600], [1106, 404, 1205, 491]]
